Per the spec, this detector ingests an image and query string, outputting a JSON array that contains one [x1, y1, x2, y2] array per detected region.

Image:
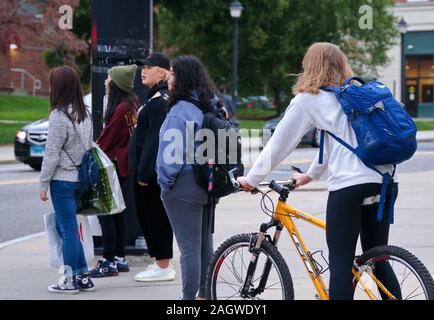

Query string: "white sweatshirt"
[[245, 90, 397, 192]]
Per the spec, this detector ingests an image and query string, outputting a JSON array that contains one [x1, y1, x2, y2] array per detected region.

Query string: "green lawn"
[[238, 119, 265, 130], [0, 95, 50, 145], [0, 95, 49, 121], [0, 123, 24, 145], [415, 121, 434, 131], [237, 108, 277, 120]]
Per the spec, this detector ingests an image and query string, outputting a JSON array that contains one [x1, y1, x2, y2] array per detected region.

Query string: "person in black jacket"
[[129, 52, 176, 282]]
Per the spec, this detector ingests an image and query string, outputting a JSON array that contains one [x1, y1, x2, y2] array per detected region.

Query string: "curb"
[[0, 232, 45, 249], [0, 160, 19, 165]]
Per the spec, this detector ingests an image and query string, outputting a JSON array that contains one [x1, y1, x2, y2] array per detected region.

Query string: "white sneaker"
[[134, 264, 176, 282]]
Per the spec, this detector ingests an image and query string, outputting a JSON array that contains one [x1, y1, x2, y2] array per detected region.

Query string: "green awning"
[[404, 31, 434, 55]]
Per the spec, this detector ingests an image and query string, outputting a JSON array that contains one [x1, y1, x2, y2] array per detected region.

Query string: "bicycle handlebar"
[[228, 166, 301, 196]]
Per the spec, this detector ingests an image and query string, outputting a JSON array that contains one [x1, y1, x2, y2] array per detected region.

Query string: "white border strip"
[[0, 232, 45, 249]]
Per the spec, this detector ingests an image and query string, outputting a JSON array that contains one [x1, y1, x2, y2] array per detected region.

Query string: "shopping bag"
[[43, 212, 95, 269], [78, 143, 126, 216], [87, 215, 102, 236], [76, 215, 95, 262], [44, 212, 62, 269]]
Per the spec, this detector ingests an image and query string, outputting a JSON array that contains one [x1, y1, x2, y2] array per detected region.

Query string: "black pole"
[[401, 33, 406, 104], [231, 17, 239, 106]]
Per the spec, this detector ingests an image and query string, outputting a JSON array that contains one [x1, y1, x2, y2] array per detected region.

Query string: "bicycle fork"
[[240, 219, 283, 298]]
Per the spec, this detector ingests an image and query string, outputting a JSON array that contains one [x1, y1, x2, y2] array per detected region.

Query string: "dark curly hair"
[[168, 55, 221, 111], [105, 81, 139, 123]]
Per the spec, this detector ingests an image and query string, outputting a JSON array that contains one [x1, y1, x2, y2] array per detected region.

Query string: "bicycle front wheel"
[[354, 245, 434, 300], [206, 233, 294, 300]]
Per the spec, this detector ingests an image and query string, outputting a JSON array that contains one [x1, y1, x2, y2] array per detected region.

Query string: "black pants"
[[97, 175, 127, 262], [135, 175, 173, 260], [326, 183, 401, 300]]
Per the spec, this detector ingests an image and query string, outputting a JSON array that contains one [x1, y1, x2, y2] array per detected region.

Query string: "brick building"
[[0, 25, 50, 96]]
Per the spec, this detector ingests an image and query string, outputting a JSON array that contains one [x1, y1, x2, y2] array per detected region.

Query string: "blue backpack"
[[321, 77, 417, 224], [77, 148, 99, 194], [63, 113, 99, 195]]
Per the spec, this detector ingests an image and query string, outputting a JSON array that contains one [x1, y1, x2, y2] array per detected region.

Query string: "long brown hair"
[[293, 42, 354, 95], [49, 65, 87, 123]]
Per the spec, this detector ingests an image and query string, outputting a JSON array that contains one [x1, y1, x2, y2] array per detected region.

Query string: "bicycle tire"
[[206, 233, 294, 300], [354, 245, 434, 300]]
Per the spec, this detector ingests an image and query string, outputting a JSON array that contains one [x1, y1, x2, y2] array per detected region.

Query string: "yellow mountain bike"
[[206, 168, 434, 300]]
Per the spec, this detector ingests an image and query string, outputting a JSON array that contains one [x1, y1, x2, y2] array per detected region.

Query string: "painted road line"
[[0, 179, 38, 186], [415, 151, 434, 156], [0, 232, 45, 249]]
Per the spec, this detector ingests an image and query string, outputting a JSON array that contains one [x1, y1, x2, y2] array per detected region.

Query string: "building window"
[[405, 56, 434, 115]]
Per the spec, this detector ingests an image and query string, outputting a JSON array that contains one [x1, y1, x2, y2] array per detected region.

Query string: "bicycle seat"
[[362, 195, 380, 206]]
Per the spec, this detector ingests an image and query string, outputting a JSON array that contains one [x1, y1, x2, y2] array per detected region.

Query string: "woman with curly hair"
[[156, 55, 221, 300]]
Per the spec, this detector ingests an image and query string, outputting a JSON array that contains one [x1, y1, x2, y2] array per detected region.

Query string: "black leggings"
[[97, 175, 127, 262], [135, 175, 173, 260], [326, 183, 401, 300]]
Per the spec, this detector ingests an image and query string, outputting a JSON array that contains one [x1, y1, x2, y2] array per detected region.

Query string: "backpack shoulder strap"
[[320, 86, 338, 93], [318, 130, 356, 164], [183, 98, 208, 114]]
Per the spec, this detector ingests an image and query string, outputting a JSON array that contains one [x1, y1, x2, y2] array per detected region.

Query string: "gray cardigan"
[[39, 107, 93, 192]]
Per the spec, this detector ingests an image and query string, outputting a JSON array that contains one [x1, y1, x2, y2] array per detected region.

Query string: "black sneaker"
[[114, 256, 130, 272], [48, 276, 79, 294], [89, 259, 119, 278], [76, 274, 95, 292]]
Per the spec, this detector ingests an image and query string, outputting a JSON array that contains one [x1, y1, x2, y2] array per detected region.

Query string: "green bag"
[[78, 143, 126, 216]]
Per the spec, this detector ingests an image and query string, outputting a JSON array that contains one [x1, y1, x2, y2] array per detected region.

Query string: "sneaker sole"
[[79, 287, 96, 292], [134, 274, 176, 282], [89, 272, 119, 278], [48, 286, 79, 294]]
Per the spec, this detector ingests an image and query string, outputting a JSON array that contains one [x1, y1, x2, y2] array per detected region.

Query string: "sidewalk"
[[1, 170, 434, 300], [1, 131, 434, 165], [0, 144, 18, 165]]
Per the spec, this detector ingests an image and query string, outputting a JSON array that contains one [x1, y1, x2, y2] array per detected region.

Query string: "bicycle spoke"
[[229, 253, 243, 282], [406, 291, 425, 300], [226, 291, 242, 300], [224, 258, 243, 283], [264, 280, 282, 290], [236, 247, 248, 278], [217, 275, 241, 294], [399, 266, 411, 289], [404, 285, 424, 300]]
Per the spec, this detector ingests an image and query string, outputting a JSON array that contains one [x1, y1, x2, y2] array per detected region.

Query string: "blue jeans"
[[50, 180, 88, 276]]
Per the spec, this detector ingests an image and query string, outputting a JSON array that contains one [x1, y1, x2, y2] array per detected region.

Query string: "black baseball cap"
[[140, 52, 170, 70]]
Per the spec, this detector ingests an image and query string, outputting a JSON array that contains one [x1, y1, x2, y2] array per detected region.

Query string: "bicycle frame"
[[273, 200, 329, 300], [269, 199, 395, 300]]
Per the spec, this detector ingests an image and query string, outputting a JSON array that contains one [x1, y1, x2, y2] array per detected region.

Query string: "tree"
[[157, 0, 397, 111], [44, 0, 91, 87], [0, 0, 89, 83]]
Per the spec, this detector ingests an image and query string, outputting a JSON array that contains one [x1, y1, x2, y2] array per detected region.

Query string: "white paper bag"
[[44, 212, 95, 269], [87, 215, 102, 236], [44, 212, 63, 269]]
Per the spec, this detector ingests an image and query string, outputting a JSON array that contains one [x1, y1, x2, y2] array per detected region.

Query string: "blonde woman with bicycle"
[[237, 42, 401, 300]]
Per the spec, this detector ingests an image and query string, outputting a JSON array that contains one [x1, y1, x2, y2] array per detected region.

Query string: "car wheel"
[[29, 164, 41, 171], [311, 129, 320, 148]]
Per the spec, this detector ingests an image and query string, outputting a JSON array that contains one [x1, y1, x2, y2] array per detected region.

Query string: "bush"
[[237, 108, 277, 120]]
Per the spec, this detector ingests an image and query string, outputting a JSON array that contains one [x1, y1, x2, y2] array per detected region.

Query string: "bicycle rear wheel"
[[353, 245, 434, 300], [206, 233, 294, 300]]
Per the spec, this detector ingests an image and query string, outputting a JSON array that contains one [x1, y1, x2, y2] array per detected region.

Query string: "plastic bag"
[[87, 215, 102, 236], [44, 212, 62, 269], [43, 212, 95, 269], [78, 143, 126, 216]]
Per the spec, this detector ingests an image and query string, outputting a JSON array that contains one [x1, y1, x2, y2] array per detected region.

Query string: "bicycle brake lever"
[[291, 165, 304, 174], [228, 168, 240, 188]]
